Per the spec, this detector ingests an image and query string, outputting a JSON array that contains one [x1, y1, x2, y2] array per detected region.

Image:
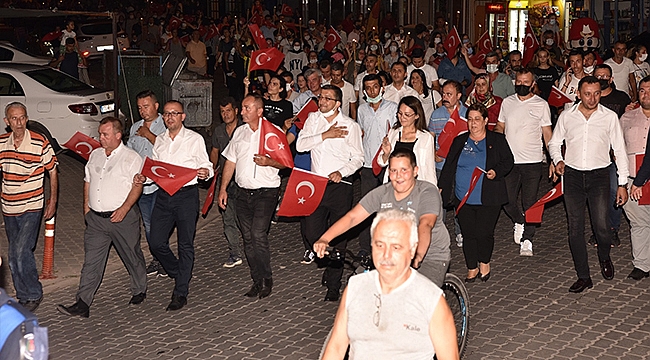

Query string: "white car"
[[0, 41, 52, 66], [0, 63, 118, 149], [77, 21, 130, 58]]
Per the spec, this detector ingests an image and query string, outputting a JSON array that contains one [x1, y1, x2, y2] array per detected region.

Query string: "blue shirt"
[[428, 104, 467, 170], [127, 114, 167, 194], [455, 138, 486, 205], [437, 57, 473, 90], [357, 99, 399, 167], [288, 124, 311, 171]]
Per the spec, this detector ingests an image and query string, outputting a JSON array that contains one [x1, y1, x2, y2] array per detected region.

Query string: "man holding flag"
[[219, 94, 288, 300], [296, 85, 364, 301]]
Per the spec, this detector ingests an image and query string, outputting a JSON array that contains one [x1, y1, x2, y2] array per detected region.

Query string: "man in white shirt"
[[384, 62, 419, 104], [495, 69, 553, 257], [330, 62, 357, 119], [558, 50, 588, 108], [145, 101, 213, 311], [292, 68, 322, 114], [355, 53, 380, 106], [320, 60, 332, 85], [549, 76, 629, 293], [58, 117, 147, 318], [604, 41, 637, 101], [219, 94, 287, 300], [296, 85, 364, 301], [407, 48, 440, 92]]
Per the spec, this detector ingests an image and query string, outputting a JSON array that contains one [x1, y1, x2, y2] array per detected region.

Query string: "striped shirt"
[[0, 130, 57, 215]]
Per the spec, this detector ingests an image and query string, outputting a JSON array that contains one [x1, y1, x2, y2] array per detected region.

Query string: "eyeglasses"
[[397, 111, 416, 118], [373, 294, 381, 327], [162, 111, 184, 117], [317, 94, 338, 102]]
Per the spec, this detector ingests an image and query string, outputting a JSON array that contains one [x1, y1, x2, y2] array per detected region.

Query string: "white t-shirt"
[[406, 63, 439, 88], [557, 72, 583, 109], [498, 94, 552, 163], [632, 61, 650, 88], [604, 57, 635, 95], [335, 80, 356, 118]]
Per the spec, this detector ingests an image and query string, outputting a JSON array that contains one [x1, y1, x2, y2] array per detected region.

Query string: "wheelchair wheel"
[[441, 273, 470, 358]]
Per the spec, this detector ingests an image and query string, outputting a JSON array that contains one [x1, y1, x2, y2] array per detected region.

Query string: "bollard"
[[39, 217, 56, 279]]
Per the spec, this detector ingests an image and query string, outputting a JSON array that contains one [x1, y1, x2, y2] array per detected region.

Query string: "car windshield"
[[80, 23, 112, 36], [25, 68, 92, 92]]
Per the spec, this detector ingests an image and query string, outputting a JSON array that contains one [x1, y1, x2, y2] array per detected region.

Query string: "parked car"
[[0, 41, 51, 66], [0, 63, 119, 150], [76, 21, 130, 58]]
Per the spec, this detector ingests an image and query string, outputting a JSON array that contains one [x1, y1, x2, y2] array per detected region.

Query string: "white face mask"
[[549, 19, 556, 25], [384, 33, 391, 39], [370, 45, 378, 51], [321, 107, 337, 117], [293, 45, 301, 51], [390, 46, 397, 53], [434, 37, 441, 44], [641, 53, 648, 62], [276, 36, 282, 41], [304, 35, 310, 40], [364, 90, 383, 103], [486, 64, 499, 73], [584, 65, 594, 74], [545, 38, 554, 46], [286, 83, 293, 92], [309, 59, 318, 64], [467, 47, 473, 55]]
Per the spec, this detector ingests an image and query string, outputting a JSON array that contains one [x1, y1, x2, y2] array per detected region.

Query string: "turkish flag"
[[456, 167, 486, 215], [443, 26, 461, 60], [476, 31, 493, 53], [469, 50, 488, 68], [635, 154, 650, 205], [168, 16, 182, 31], [525, 181, 563, 223], [249, 24, 269, 49], [249, 47, 285, 72], [323, 26, 342, 52], [62, 131, 101, 161], [436, 107, 467, 158], [276, 168, 328, 217], [205, 24, 220, 41], [201, 166, 219, 216], [141, 157, 199, 196], [521, 22, 539, 67], [547, 86, 574, 107], [281, 4, 294, 16], [295, 99, 319, 129], [258, 118, 294, 168]]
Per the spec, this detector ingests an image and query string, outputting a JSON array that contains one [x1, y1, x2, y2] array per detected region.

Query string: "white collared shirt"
[[383, 83, 419, 105], [85, 143, 143, 212], [549, 103, 629, 185], [222, 122, 281, 189], [296, 111, 364, 178], [152, 126, 213, 187]]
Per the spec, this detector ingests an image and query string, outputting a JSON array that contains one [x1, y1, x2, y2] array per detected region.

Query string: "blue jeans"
[[138, 190, 157, 246], [564, 166, 611, 279], [4, 211, 43, 301]]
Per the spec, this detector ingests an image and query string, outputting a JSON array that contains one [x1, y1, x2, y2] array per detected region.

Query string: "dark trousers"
[[457, 204, 501, 269], [236, 186, 279, 283], [149, 185, 199, 297], [304, 180, 354, 291], [503, 162, 543, 241], [607, 162, 622, 231], [564, 166, 611, 279], [358, 167, 384, 253]]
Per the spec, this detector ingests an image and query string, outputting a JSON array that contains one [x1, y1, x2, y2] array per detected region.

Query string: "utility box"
[[171, 79, 212, 128]]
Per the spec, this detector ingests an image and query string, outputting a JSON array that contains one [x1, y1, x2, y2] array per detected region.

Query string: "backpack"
[[0, 288, 48, 360]]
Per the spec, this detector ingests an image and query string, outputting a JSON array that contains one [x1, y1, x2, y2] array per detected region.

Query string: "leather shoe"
[[20, 296, 43, 312], [568, 278, 593, 293], [600, 259, 615, 280], [627, 267, 650, 280], [479, 272, 491, 282], [259, 278, 273, 299], [57, 300, 90, 318], [166, 294, 187, 311], [324, 288, 340, 301], [129, 292, 146, 305], [244, 281, 262, 298]]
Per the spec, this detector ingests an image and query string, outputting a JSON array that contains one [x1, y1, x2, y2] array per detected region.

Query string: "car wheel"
[[27, 122, 62, 153]]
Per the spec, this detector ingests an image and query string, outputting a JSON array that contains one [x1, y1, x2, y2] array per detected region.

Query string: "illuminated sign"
[[486, 3, 506, 14]]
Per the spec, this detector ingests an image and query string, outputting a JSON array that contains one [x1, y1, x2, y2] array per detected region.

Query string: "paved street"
[[1, 152, 650, 360]]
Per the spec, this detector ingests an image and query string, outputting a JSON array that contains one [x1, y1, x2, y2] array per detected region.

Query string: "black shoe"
[[479, 272, 491, 282], [568, 278, 593, 293], [600, 259, 615, 280], [57, 300, 90, 318], [166, 294, 187, 311], [129, 292, 146, 305], [20, 296, 43, 312], [611, 229, 621, 247], [324, 288, 340, 302], [587, 234, 597, 247], [627, 267, 649, 280], [146, 259, 161, 276], [259, 278, 273, 299], [244, 281, 262, 298]]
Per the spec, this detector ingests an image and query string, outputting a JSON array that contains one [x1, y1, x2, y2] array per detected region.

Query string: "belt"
[[239, 187, 277, 195], [177, 184, 199, 192], [91, 209, 114, 218]]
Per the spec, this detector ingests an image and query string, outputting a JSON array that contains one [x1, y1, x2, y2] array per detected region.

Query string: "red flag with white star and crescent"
[[525, 181, 563, 223], [258, 118, 294, 168], [323, 26, 342, 52], [201, 165, 220, 216], [62, 131, 101, 161], [141, 157, 199, 196], [436, 107, 468, 158], [443, 26, 461, 60], [248, 23, 269, 49], [277, 168, 329, 217], [249, 47, 285, 72], [522, 21, 539, 67]]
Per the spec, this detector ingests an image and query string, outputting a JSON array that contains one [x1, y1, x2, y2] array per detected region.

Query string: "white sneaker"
[[456, 234, 463, 248], [513, 223, 524, 244], [520, 239, 533, 256]]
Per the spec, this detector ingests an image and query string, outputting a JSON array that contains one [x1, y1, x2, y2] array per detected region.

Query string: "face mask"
[[276, 36, 282, 41], [390, 46, 397, 52], [355, 59, 362, 64], [384, 33, 391, 39], [364, 90, 383, 103], [641, 54, 648, 61], [467, 47, 473, 55], [545, 38, 554, 46], [434, 37, 441, 44], [584, 65, 594, 74], [549, 19, 556, 25], [310, 59, 318, 64], [304, 35, 310, 40], [462, 39, 470, 44], [321, 107, 337, 117], [370, 45, 378, 51], [309, 26, 315, 31], [599, 79, 610, 90], [437, 52, 446, 57], [486, 64, 499, 73], [234, 34, 241, 40], [293, 45, 301, 51], [514, 84, 532, 96], [286, 83, 293, 92], [400, 29, 404, 34]]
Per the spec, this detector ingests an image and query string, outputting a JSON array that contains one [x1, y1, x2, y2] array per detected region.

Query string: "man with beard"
[[558, 50, 588, 109]]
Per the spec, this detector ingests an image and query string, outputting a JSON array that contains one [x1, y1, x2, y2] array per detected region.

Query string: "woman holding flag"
[[439, 103, 513, 283]]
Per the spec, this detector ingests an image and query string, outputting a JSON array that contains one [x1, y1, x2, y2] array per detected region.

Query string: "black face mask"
[[515, 84, 532, 96], [599, 79, 611, 91]]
